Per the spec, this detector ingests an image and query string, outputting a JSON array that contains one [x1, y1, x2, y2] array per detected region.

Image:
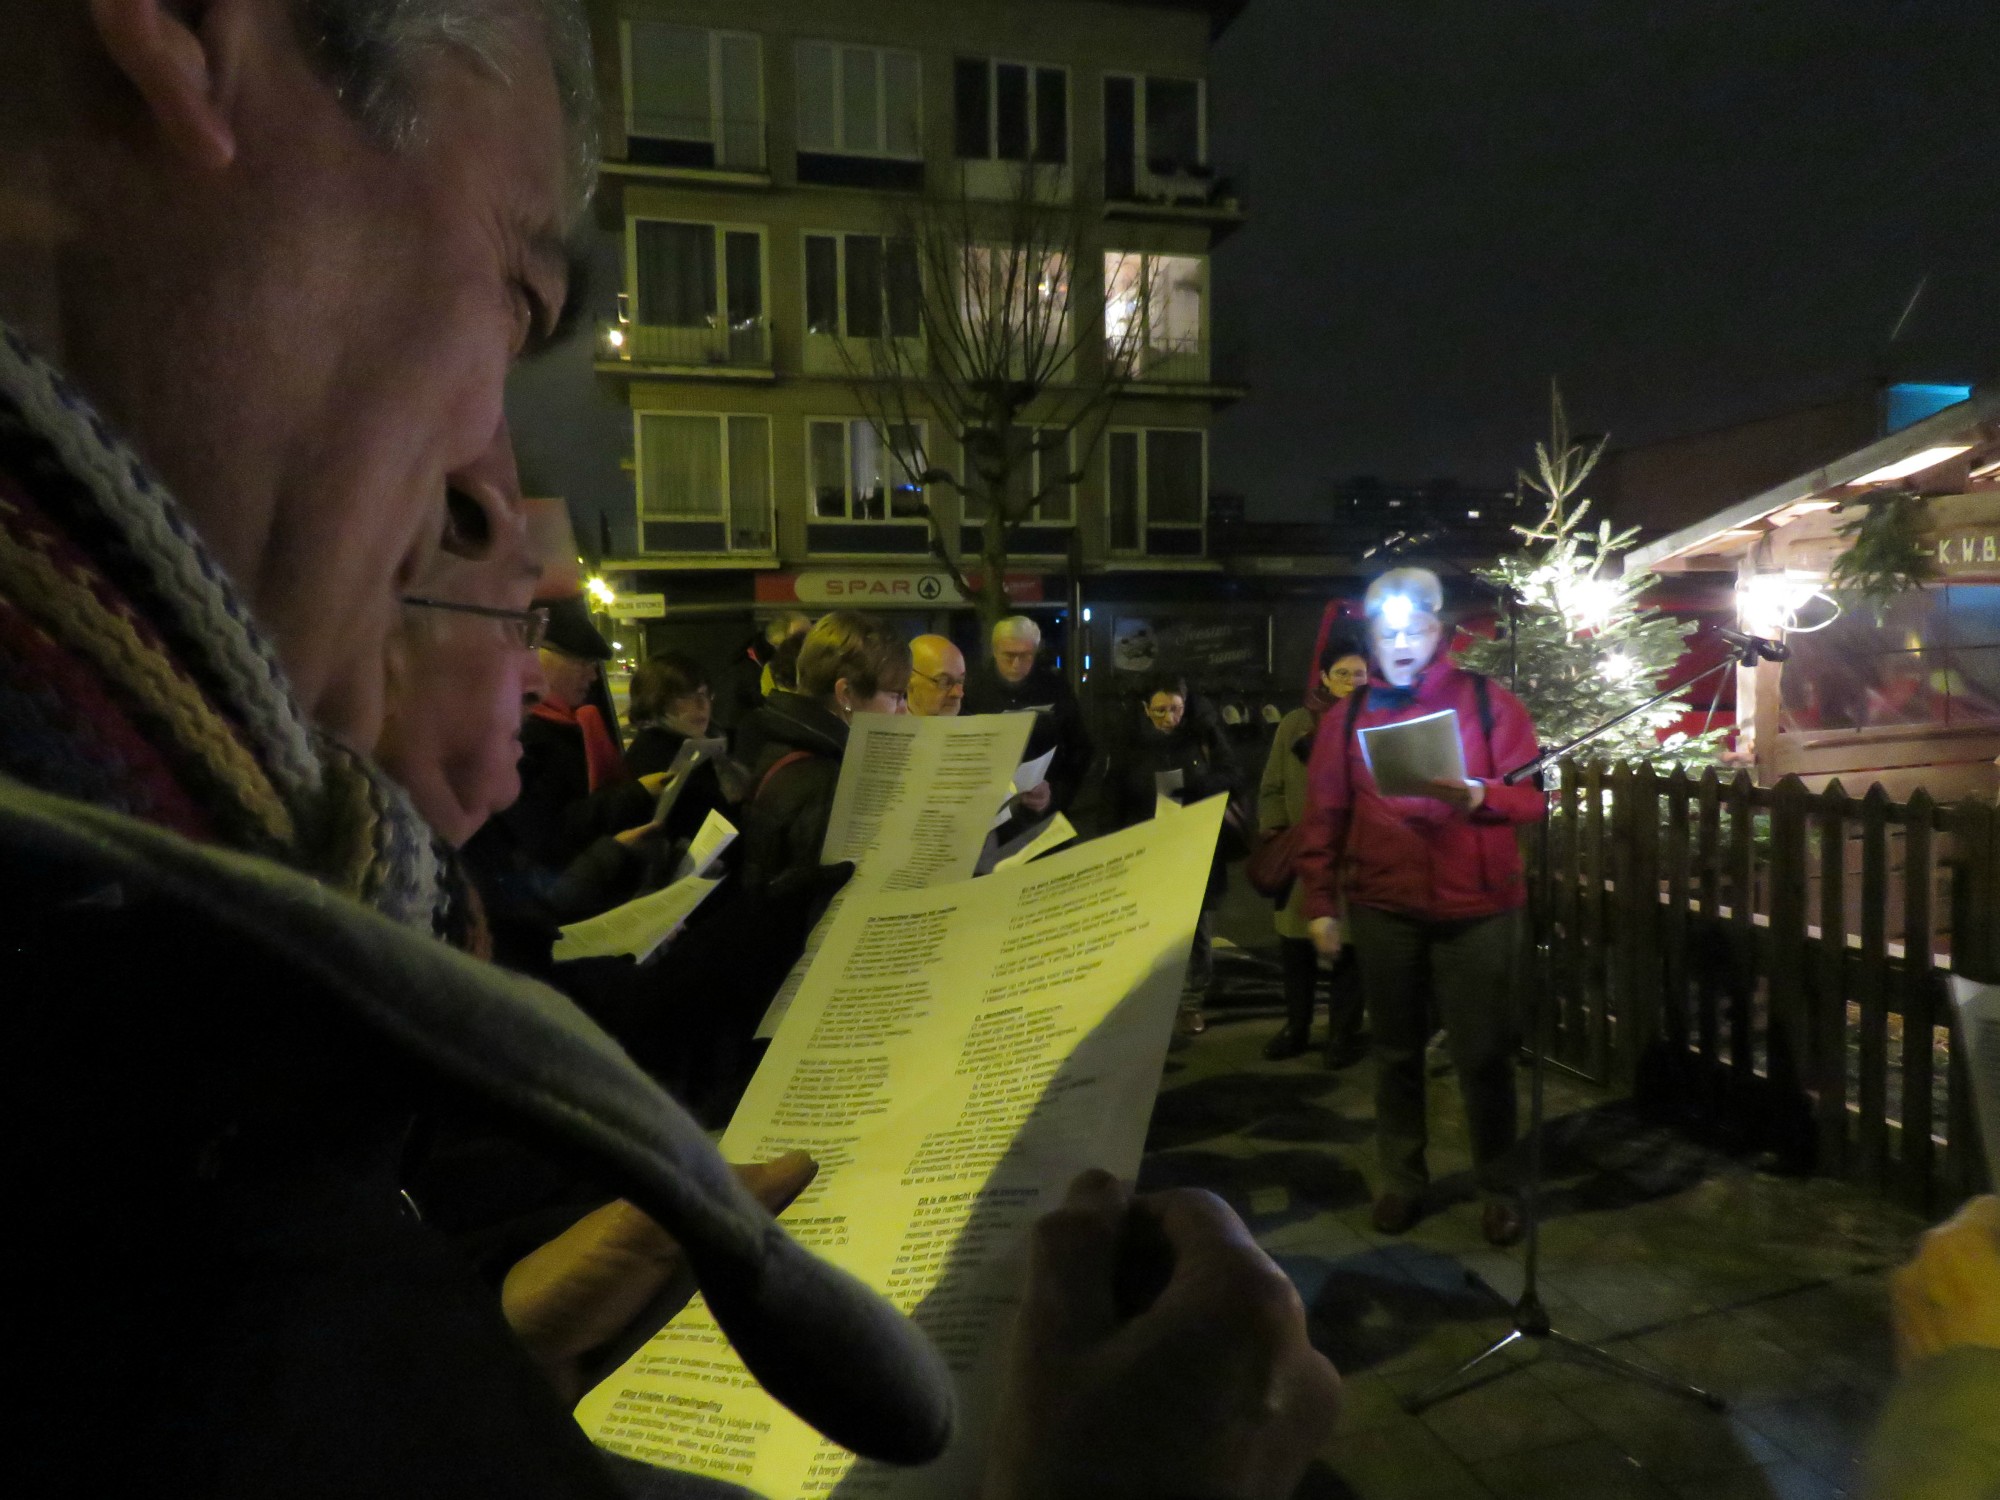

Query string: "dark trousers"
[[1278, 937, 1363, 1049], [1349, 904, 1523, 1200]]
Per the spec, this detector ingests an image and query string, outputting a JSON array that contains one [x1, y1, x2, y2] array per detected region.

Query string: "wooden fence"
[[1534, 764, 1996, 1213]]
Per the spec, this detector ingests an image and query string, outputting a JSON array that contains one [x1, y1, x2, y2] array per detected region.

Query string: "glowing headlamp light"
[[1378, 593, 1416, 631]]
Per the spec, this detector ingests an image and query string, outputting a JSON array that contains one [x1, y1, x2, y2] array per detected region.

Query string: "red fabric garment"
[[1295, 658, 1546, 924], [528, 699, 625, 793]]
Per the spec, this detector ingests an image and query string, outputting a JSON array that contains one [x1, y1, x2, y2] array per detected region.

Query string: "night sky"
[[1210, 0, 2000, 516]]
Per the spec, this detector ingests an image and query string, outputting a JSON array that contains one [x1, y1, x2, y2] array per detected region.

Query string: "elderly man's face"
[[375, 517, 547, 848], [992, 634, 1038, 685], [1370, 615, 1444, 689], [907, 637, 966, 717], [56, 3, 577, 749]]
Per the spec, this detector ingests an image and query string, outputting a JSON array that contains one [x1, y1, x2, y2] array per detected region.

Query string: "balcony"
[[613, 114, 769, 184], [1116, 335, 1247, 402], [1103, 158, 1245, 237], [597, 316, 774, 380]]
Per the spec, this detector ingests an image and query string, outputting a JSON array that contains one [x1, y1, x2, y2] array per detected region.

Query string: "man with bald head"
[[906, 633, 966, 717]]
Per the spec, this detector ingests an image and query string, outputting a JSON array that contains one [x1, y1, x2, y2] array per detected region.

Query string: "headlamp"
[[1379, 593, 1416, 631]]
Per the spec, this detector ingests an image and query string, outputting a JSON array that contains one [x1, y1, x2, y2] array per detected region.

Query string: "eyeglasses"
[[912, 670, 966, 691], [401, 596, 550, 650]]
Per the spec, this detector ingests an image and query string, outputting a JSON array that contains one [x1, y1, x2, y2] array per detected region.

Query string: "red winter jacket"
[[1296, 659, 1545, 924]]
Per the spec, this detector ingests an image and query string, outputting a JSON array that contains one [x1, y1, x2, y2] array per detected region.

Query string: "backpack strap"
[[755, 749, 816, 805]]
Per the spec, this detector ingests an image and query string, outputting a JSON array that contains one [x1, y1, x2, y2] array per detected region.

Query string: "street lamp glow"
[[606, 326, 626, 349], [585, 575, 617, 608]]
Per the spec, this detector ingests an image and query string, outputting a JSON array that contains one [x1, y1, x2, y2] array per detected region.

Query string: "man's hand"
[[1307, 916, 1342, 958], [613, 818, 664, 848], [983, 1171, 1341, 1500], [637, 770, 674, 797], [1421, 778, 1485, 812], [1891, 1194, 2000, 1371], [1018, 781, 1054, 814], [501, 1153, 819, 1401]]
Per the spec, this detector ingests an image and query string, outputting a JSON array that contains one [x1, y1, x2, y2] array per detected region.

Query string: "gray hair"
[[992, 614, 1042, 648], [289, 0, 598, 213]]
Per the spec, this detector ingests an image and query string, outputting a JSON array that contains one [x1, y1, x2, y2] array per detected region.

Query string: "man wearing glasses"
[[906, 635, 967, 718]]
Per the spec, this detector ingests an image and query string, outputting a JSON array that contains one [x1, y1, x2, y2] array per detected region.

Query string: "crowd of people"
[[0, 2, 1992, 1497]]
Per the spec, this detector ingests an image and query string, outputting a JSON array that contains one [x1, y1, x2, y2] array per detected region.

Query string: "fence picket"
[[1560, 769, 1585, 1061], [1856, 786, 1893, 1192], [1899, 791, 1937, 1210], [1663, 769, 1692, 1058], [1945, 801, 1995, 1200], [1726, 771, 1757, 1082], [1815, 782, 1851, 1176], [1768, 778, 1811, 1161], [1696, 770, 1724, 1067], [1583, 762, 1610, 1078]]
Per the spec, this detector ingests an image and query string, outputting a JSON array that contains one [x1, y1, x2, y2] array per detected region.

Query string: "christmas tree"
[[1458, 387, 1719, 768]]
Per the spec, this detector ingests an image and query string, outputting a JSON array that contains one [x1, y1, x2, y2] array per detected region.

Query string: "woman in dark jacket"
[[623, 651, 735, 837], [1106, 671, 1240, 1030]]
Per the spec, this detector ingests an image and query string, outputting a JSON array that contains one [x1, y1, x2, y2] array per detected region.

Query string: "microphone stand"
[[1404, 632, 1783, 1417]]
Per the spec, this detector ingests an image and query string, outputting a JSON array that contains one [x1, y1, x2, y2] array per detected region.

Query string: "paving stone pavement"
[[1141, 969, 1927, 1500]]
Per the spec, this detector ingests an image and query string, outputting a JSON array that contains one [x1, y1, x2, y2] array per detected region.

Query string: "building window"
[[1107, 428, 1205, 552], [627, 221, 767, 366], [637, 413, 773, 551], [803, 233, 922, 341], [953, 58, 1068, 164], [961, 428, 1074, 526], [1103, 73, 1207, 200], [796, 41, 922, 188], [624, 23, 763, 171], [809, 419, 929, 522], [1104, 251, 1204, 377]]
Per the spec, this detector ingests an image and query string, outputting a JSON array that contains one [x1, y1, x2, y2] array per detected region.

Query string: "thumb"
[[1018, 1170, 1131, 1349]]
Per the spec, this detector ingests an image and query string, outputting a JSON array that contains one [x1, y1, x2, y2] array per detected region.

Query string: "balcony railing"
[[1105, 155, 1228, 206], [624, 113, 767, 174], [1124, 333, 1209, 383], [601, 317, 771, 371]]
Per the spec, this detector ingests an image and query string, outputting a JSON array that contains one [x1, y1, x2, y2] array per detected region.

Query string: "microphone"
[[1717, 627, 1791, 664]]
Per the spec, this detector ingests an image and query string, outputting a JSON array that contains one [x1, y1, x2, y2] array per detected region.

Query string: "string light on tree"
[[1458, 385, 1722, 770]]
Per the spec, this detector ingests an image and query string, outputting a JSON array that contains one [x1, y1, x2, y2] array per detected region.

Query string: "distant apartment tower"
[[585, 0, 1247, 623]]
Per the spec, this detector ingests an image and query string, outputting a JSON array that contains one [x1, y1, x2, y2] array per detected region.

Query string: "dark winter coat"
[[1105, 697, 1240, 907], [737, 693, 849, 898], [1295, 658, 1545, 924], [961, 661, 1094, 814]]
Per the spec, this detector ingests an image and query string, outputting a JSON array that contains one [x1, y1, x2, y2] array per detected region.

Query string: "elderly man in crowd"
[[963, 613, 1092, 815], [906, 632, 967, 717], [0, 3, 1337, 1497]]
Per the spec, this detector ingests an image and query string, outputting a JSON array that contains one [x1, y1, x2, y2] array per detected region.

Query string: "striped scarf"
[[0, 324, 444, 929]]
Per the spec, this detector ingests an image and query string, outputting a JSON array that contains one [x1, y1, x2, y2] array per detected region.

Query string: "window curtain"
[[628, 22, 709, 141], [635, 222, 716, 327], [640, 415, 723, 517]]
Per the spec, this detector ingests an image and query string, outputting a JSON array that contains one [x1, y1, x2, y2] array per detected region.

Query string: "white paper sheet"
[[1012, 746, 1056, 796], [551, 875, 723, 965], [1948, 976, 2000, 1186], [820, 713, 1034, 893], [1356, 708, 1467, 796], [670, 809, 738, 884], [654, 735, 728, 823], [576, 799, 1230, 1498]]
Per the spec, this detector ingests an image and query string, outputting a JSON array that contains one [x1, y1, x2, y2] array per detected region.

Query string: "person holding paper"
[[964, 614, 1092, 815], [623, 652, 737, 836], [1258, 631, 1370, 1065], [1295, 568, 1545, 1245], [739, 611, 911, 898]]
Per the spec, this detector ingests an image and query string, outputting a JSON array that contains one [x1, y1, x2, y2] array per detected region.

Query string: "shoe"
[[1323, 1036, 1369, 1071], [1480, 1200, 1524, 1247], [1371, 1192, 1422, 1235], [1263, 1027, 1310, 1061], [1177, 1005, 1207, 1036]]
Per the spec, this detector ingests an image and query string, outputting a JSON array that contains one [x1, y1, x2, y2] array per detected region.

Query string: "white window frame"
[[625, 217, 769, 331], [962, 427, 1074, 527], [953, 56, 1069, 165], [633, 411, 775, 552], [1103, 249, 1208, 377], [807, 417, 932, 524], [795, 40, 924, 161], [620, 22, 765, 161], [1106, 426, 1207, 553], [1103, 72, 1208, 181]]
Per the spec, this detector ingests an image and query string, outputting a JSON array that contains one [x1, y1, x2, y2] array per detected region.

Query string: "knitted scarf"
[[0, 324, 445, 929]]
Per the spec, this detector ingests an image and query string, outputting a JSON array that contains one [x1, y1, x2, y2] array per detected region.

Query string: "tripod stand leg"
[[1545, 1328, 1727, 1411], [1402, 1328, 1529, 1414]]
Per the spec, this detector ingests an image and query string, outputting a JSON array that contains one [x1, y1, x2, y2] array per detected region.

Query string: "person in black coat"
[[1105, 671, 1241, 1029], [961, 614, 1093, 817], [624, 650, 738, 837], [738, 611, 912, 902]]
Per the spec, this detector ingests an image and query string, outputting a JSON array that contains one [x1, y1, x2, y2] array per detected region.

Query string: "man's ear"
[[88, 0, 243, 169]]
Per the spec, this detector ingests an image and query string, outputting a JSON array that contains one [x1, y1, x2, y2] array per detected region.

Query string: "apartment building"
[[584, 0, 1247, 648]]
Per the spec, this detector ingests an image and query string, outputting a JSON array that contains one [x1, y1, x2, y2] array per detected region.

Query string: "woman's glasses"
[[401, 596, 550, 651]]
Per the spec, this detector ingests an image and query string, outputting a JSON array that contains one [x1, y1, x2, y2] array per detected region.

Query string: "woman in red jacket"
[[1294, 568, 1546, 1246]]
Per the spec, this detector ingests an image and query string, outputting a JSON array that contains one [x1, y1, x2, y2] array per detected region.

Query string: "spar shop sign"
[[756, 571, 1045, 607]]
